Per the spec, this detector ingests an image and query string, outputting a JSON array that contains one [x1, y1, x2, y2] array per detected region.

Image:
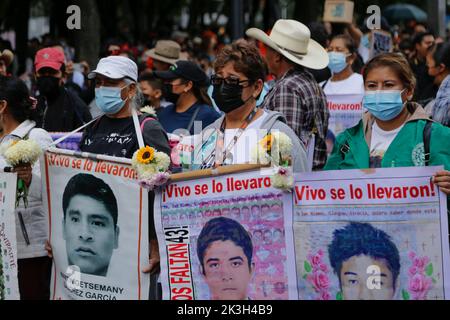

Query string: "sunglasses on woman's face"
[[210, 75, 250, 87]]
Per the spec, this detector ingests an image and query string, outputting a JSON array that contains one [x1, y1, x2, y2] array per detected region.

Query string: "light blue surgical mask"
[[328, 52, 349, 74], [363, 90, 406, 121], [95, 85, 130, 115]]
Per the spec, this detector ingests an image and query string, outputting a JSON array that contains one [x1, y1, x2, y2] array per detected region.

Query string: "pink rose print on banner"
[[402, 251, 435, 300], [304, 249, 331, 300]]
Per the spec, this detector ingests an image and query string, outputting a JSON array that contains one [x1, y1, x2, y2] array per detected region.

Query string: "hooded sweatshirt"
[[190, 110, 309, 173]]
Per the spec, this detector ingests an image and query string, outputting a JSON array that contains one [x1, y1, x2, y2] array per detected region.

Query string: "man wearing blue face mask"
[[325, 53, 450, 202]]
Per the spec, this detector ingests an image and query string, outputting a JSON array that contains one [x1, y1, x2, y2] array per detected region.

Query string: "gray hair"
[[124, 78, 144, 110]]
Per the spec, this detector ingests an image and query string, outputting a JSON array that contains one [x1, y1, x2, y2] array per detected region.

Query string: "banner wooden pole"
[[169, 164, 270, 183]]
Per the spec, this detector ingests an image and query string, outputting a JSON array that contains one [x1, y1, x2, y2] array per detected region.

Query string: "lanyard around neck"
[[214, 107, 259, 167]]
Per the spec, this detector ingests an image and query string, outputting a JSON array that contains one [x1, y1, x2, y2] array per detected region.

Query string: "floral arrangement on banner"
[[251, 132, 293, 191], [131, 145, 171, 191], [303, 249, 332, 300], [0, 139, 42, 207], [402, 251, 435, 300]]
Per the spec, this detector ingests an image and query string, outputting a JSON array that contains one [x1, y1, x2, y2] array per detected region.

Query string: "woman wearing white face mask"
[[325, 53, 450, 198]]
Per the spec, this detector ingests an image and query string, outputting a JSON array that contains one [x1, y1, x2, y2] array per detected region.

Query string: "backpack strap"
[[140, 116, 156, 131], [423, 121, 433, 166], [186, 105, 201, 134]]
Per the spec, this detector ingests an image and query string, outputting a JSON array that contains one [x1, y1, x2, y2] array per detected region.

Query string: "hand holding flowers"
[[1, 139, 42, 207]]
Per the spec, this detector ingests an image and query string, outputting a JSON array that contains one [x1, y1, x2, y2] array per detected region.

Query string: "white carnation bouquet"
[[1, 139, 42, 207], [131, 146, 171, 191], [251, 132, 294, 191]]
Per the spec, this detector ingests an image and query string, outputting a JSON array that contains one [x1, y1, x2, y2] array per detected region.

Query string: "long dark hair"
[[0, 76, 39, 123], [192, 85, 213, 106]]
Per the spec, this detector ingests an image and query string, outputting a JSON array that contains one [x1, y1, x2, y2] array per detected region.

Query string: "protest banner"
[[42, 149, 149, 300], [323, 0, 354, 24], [0, 172, 20, 300], [370, 30, 393, 59], [293, 167, 450, 300], [326, 93, 364, 139], [50, 133, 83, 152], [155, 168, 297, 300]]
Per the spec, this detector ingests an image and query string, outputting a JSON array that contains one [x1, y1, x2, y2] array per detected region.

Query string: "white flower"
[[140, 106, 157, 117], [131, 146, 171, 187], [154, 152, 171, 172], [272, 131, 293, 159], [2, 139, 42, 166], [250, 145, 271, 165], [271, 167, 294, 191]]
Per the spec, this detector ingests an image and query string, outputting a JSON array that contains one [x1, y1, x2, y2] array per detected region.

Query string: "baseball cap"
[[35, 48, 66, 72], [153, 60, 209, 87], [88, 56, 138, 82]]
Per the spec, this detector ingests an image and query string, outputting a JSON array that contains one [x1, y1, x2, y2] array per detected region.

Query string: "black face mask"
[[37, 76, 61, 100], [212, 82, 249, 114], [162, 83, 180, 104]]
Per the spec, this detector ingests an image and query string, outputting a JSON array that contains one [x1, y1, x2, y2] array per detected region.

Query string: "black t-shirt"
[[37, 87, 92, 132], [80, 115, 171, 159]]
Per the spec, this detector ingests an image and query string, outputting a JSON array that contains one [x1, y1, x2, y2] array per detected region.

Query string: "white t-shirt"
[[369, 121, 404, 168], [223, 112, 269, 165], [321, 73, 365, 96], [191, 111, 274, 169]]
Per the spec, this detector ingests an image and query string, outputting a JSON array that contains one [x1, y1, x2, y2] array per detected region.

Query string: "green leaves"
[[304, 261, 312, 273], [425, 263, 434, 277], [402, 289, 410, 300], [336, 291, 343, 300]]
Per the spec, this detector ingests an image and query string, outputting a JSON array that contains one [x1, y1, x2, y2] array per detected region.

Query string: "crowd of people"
[[0, 15, 450, 300]]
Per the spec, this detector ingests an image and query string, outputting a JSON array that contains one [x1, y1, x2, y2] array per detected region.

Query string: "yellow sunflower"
[[136, 146, 155, 164], [259, 134, 274, 152]]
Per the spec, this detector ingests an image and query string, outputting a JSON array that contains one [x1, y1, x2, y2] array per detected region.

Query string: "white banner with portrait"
[[154, 169, 298, 300], [0, 172, 20, 300], [293, 167, 450, 300], [42, 151, 149, 300]]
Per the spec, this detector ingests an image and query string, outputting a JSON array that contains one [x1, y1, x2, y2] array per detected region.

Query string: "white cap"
[[88, 56, 138, 82]]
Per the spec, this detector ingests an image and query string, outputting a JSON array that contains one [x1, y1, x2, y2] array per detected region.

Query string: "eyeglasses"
[[210, 75, 251, 87]]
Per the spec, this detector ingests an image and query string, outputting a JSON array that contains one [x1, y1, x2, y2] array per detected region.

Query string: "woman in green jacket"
[[325, 53, 450, 197]]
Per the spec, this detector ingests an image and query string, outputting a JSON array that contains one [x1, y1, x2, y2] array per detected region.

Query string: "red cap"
[[34, 48, 66, 72]]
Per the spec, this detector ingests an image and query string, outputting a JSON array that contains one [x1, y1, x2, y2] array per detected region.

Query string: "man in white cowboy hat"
[[0, 49, 14, 76], [246, 19, 330, 170]]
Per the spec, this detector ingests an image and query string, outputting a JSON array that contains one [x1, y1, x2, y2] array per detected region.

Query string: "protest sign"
[[0, 173, 20, 300], [323, 1, 354, 24], [370, 30, 393, 59], [42, 150, 149, 300], [326, 93, 364, 138], [155, 169, 297, 300], [293, 167, 450, 300]]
